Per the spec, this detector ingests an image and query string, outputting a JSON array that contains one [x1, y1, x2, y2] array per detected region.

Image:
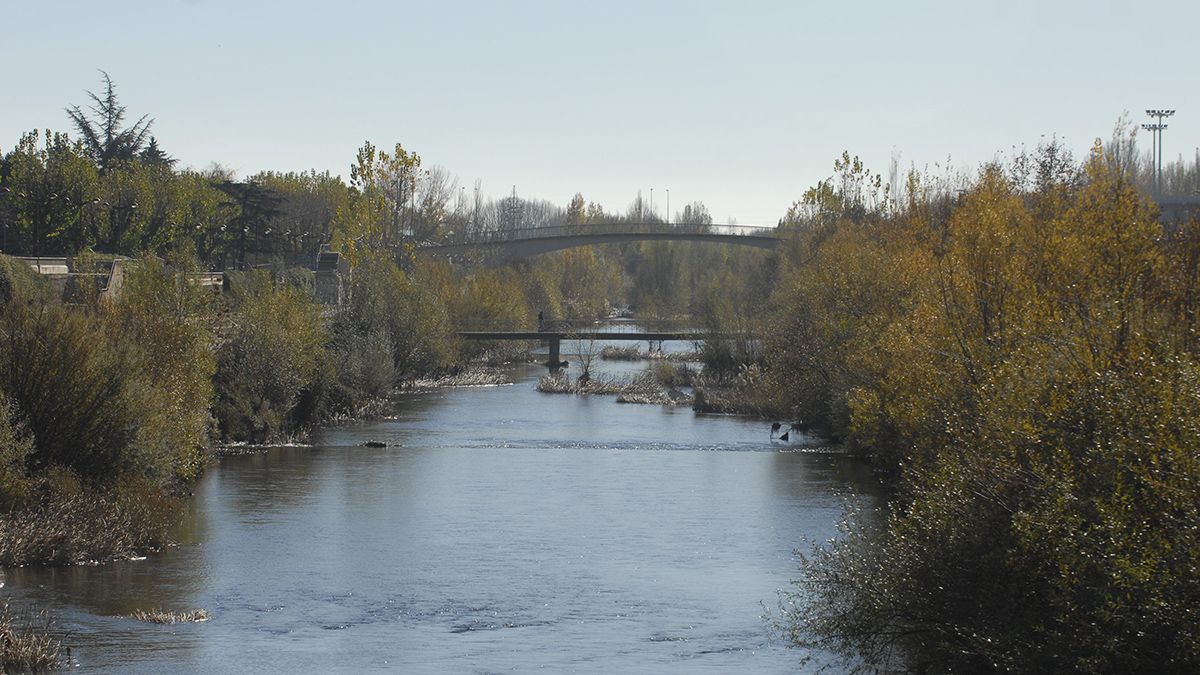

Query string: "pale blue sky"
[[4, 0, 1197, 224]]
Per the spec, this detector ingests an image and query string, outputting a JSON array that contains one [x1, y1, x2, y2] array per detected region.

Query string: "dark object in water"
[[773, 420, 804, 442], [771, 421, 787, 441], [361, 441, 387, 448]]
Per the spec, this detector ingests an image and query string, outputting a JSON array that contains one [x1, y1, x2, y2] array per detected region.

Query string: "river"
[[4, 344, 878, 673]]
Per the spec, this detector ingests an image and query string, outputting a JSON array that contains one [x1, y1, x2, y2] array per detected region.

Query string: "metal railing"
[[455, 318, 708, 334], [423, 221, 780, 247]]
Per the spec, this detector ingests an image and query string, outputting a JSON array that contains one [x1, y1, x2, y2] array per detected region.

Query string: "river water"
[[4, 346, 878, 673]]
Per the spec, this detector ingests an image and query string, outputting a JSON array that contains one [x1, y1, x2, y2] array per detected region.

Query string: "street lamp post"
[[0, 186, 9, 252]]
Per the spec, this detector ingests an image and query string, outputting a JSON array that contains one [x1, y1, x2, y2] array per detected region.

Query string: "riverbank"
[[772, 145, 1200, 672], [0, 357, 870, 672], [0, 476, 177, 568]]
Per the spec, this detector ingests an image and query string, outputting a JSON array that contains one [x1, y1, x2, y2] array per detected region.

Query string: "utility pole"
[[1143, 109, 1175, 196], [473, 182, 480, 232]]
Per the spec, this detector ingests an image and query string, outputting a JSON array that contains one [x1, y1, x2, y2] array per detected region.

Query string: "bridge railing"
[[455, 318, 708, 334], [426, 221, 779, 247]]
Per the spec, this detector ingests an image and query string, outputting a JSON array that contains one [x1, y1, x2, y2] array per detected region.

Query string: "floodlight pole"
[[1143, 109, 1176, 196]]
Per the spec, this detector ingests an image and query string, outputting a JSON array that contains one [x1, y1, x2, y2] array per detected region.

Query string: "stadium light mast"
[[1143, 109, 1175, 196]]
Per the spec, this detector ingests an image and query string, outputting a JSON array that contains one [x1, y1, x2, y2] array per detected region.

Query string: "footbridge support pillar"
[[547, 336, 562, 372]]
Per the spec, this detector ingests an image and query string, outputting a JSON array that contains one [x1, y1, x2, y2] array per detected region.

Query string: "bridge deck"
[[457, 331, 721, 341], [420, 222, 781, 259]]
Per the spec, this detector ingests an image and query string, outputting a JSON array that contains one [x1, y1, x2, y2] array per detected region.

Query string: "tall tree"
[[1, 130, 101, 255], [66, 71, 154, 173], [217, 181, 283, 267], [346, 141, 423, 249]]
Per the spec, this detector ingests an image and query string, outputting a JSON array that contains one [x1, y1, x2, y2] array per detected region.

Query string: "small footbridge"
[[458, 320, 748, 371], [421, 222, 781, 259]]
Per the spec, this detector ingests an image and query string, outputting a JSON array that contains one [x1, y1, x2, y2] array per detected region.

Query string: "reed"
[[0, 600, 62, 672], [0, 474, 178, 567], [131, 608, 210, 624]]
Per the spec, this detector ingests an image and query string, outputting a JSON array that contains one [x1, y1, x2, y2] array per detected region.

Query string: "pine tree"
[[65, 70, 154, 173], [139, 136, 175, 169]]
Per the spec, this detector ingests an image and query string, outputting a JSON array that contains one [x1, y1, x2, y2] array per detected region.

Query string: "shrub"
[[0, 300, 138, 482], [105, 252, 217, 481], [341, 253, 456, 380], [0, 470, 178, 566], [213, 276, 327, 443], [774, 143, 1200, 671], [0, 255, 52, 306], [0, 392, 33, 512]]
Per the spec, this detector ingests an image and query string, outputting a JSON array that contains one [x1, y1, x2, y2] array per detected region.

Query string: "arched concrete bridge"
[[419, 222, 781, 259]]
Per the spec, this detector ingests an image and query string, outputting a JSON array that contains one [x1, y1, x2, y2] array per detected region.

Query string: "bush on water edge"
[[0, 471, 177, 567], [770, 141, 1200, 671]]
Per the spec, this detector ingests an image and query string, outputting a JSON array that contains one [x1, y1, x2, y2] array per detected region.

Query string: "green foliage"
[[336, 140, 425, 256], [1, 130, 102, 255], [554, 248, 622, 319], [0, 128, 246, 260], [213, 273, 327, 443], [455, 266, 534, 329], [65, 71, 154, 173], [693, 248, 773, 374], [332, 322, 396, 404], [630, 241, 687, 320], [0, 298, 137, 482], [0, 255, 52, 306], [252, 170, 351, 257], [0, 392, 34, 512], [0, 252, 205, 566], [775, 141, 1200, 671], [346, 253, 456, 377], [105, 251, 217, 480]]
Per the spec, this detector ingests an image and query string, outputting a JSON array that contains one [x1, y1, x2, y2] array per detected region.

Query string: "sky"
[[3, 0, 1198, 225]]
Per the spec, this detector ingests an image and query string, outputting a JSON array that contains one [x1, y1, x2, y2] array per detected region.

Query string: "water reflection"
[[4, 355, 879, 673]]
